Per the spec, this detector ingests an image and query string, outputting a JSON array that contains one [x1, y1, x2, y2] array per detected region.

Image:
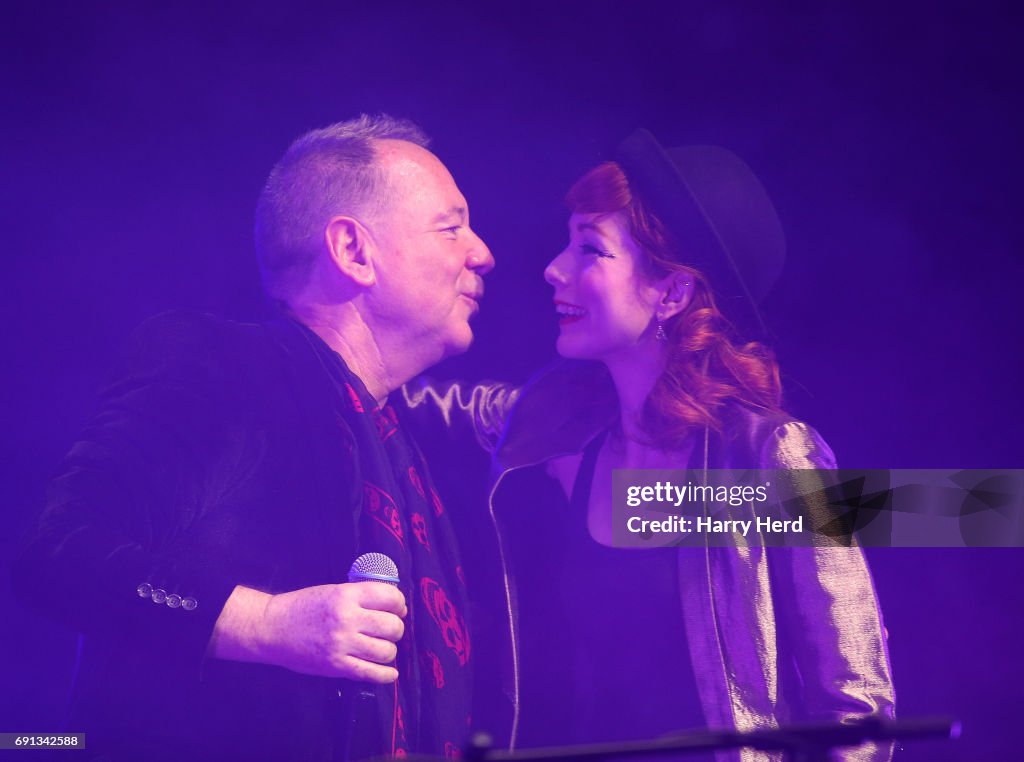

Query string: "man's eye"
[[442, 225, 461, 235], [581, 243, 613, 259]]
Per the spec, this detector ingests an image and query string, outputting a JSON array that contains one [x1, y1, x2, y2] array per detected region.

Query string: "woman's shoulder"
[[761, 418, 837, 469], [717, 402, 837, 470]]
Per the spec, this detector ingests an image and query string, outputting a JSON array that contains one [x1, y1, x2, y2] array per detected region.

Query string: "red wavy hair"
[[566, 161, 783, 449]]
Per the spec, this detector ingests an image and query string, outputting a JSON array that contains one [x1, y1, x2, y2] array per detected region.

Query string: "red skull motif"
[[422, 650, 445, 689], [373, 405, 399, 442], [362, 482, 403, 544], [411, 512, 430, 551], [393, 699, 407, 755], [343, 383, 364, 413], [430, 488, 444, 517], [420, 578, 470, 666], [408, 466, 425, 499]]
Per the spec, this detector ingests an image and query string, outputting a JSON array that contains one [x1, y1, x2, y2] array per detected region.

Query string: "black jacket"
[[13, 311, 411, 760]]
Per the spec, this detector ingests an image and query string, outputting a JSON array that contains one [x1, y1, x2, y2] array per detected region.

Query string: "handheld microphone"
[[348, 553, 400, 586], [339, 556, 399, 759]]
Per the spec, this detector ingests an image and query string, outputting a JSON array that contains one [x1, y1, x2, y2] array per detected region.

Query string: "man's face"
[[368, 140, 494, 363]]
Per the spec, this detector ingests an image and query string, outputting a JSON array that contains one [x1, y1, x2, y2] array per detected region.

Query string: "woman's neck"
[[603, 345, 665, 448]]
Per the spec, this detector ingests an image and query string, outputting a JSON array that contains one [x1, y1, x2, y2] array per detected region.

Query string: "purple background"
[[2, 2, 1021, 758]]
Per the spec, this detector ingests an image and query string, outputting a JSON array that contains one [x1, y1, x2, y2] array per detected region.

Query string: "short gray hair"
[[254, 114, 430, 301]]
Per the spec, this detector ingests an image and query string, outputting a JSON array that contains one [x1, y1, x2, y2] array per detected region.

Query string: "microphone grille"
[[348, 552, 400, 585]]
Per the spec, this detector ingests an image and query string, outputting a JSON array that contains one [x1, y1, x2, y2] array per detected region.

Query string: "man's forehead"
[[375, 139, 445, 177], [431, 206, 467, 225], [375, 140, 465, 218]]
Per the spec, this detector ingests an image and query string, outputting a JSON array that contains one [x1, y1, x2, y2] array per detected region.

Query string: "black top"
[[516, 432, 707, 753]]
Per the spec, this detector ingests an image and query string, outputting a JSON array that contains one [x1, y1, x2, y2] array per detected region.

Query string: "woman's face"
[[544, 211, 664, 361]]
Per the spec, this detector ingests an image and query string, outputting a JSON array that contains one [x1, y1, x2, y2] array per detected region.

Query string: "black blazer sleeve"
[[12, 312, 250, 669]]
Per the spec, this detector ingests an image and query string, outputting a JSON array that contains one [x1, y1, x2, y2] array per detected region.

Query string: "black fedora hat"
[[613, 128, 786, 339]]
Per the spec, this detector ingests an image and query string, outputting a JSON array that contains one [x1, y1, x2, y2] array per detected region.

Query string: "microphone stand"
[[454, 716, 959, 762]]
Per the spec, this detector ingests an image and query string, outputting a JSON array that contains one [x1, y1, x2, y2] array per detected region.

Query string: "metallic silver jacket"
[[403, 362, 895, 762]]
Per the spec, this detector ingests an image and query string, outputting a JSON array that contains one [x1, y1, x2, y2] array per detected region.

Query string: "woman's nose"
[[544, 250, 570, 287]]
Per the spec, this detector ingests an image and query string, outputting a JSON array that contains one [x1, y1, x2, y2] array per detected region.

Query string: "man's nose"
[[466, 228, 495, 275]]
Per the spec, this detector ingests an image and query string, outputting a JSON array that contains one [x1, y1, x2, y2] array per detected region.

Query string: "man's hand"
[[210, 583, 407, 683]]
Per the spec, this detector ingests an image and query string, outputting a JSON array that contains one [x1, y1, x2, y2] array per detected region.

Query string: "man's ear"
[[325, 216, 376, 287], [656, 271, 695, 321]]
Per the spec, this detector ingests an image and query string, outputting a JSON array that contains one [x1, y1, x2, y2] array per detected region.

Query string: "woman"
[[488, 130, 895, 760]]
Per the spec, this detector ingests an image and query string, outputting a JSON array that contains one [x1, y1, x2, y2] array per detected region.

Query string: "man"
[[13, 115, 514, 761]]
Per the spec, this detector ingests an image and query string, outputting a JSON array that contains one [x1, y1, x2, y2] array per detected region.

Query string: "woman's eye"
[[581, 243, 614, 259]]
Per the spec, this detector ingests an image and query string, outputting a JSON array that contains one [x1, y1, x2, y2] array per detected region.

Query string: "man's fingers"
[[340, 655, 399, 684], [358, 610, 405, 642], [251, 585, 411, 680], [350, 633, 399, 665], [353, 582, 407, 616]]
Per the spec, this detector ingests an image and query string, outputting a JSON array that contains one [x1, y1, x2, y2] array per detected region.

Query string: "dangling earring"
[[655, 322, 668, 341]]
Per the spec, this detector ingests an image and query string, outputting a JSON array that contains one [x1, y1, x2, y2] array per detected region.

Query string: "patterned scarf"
[[307, 328, 472, 759]]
